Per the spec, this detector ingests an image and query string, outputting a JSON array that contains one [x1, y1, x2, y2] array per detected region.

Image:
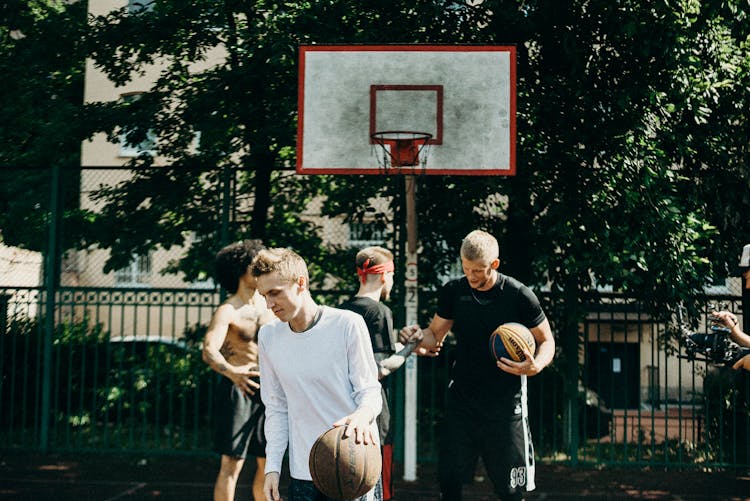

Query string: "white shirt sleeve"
[[346, 314, 382, 419], [259, 325, 289, 474]]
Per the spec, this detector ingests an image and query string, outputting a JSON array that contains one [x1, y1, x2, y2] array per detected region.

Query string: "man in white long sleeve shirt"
[[252, 248, 383, 501]]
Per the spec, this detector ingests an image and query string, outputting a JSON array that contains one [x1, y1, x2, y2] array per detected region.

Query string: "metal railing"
[[1, 286, 749, 469]]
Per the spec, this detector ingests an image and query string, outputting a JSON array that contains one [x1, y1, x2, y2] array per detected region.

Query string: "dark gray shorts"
[[213, 376, 266, 458]]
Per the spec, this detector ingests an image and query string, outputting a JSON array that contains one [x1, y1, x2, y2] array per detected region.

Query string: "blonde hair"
[[251, 248, 309, 284], [460, 230, 499, 263]]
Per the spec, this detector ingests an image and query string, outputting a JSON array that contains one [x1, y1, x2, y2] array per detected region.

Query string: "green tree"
[[328, 1, 750, 309], [6, 0, 750, 374], [318, 0, 750, 455], [0, 1, 88, 253], [80, 1, 468, 281]]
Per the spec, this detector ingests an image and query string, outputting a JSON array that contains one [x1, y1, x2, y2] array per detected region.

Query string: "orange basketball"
[[489, 322, 536, 362], [309, 426, 381, 500]]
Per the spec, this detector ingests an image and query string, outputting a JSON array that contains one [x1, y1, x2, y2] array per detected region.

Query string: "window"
[[348, 222, 387, 247], [118, 93, 156, 157], [115, 254, 152, 287]]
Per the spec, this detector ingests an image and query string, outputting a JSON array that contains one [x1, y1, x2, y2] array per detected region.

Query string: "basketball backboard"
[[297, 45, 516, 176]]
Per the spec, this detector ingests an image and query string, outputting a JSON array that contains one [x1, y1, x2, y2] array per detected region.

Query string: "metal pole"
[[403, 175, 418, 481], [40, 164, 60, 451]]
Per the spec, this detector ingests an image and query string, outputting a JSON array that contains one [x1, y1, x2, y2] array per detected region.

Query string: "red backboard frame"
[[297, 44, 517, 176]]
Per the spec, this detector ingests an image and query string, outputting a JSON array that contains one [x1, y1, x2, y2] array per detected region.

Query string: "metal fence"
[[2, 285, 748, 469], [405, 291, 750, 469], [2, 165, 749, 468]]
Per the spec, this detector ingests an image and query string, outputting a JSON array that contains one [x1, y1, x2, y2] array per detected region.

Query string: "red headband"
[[357, 259, 395, 284]]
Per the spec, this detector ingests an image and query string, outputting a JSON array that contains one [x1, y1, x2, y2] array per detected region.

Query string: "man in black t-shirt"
[[400, 230, 555, 501], [340, 246, 422, 501]]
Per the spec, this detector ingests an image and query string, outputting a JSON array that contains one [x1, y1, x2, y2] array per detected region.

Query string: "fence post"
[[561, 293, 581, 465], [40, 164, 60, 452], [392, 175, 406, 465]]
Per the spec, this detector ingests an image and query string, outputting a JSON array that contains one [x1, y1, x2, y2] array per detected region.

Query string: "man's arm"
[[711, 310, 750, 347], [712, 311, 750, 372], [335, 316, 382, 444], [259, 331, 288, 501], [497, 317, 555, 376], [398, 314, 453, 356], [733, 355, 750, 371], [202, 305, 259, 395], [375, 336, 423, 379]]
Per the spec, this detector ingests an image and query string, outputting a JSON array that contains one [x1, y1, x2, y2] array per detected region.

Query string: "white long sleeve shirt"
[[259, 305, 382, 480]]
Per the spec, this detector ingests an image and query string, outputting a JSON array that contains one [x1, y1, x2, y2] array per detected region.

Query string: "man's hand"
[[264, 471, 282, 501], [496, 348, 544, 376], [333, 408, 375, 445], [399, 324, 421, 344], [415, 342, 442, 357], [733, 354, 750, 372], [398, 325, 440, 356], [711, 310, 739, 329], [228, 365, 261, 397]]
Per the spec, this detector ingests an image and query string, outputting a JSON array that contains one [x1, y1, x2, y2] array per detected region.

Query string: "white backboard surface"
[[298, 45, 516, 176]]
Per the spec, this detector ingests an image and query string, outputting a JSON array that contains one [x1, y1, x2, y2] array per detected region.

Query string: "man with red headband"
[[340, 246, 422, 501]]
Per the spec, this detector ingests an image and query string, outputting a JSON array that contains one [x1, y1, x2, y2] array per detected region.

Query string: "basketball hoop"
[[371, 131, 432, 171]]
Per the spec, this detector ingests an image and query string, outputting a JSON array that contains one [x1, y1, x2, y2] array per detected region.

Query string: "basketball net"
[[371, 131, 432, 175]]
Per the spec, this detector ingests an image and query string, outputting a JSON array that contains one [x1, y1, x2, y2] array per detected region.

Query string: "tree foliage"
[[3, 0, 750, 322], [0, 0, 88, 251], [328, 1, 750, 316], [77, 1, 468, 280]]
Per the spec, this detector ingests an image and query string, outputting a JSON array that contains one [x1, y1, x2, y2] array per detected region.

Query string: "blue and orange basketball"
[[489, 322, 536, 362]]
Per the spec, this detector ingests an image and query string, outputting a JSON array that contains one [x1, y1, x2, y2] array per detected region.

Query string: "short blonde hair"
[[251, 248, 309, 284], [460, 230, 499, 263]]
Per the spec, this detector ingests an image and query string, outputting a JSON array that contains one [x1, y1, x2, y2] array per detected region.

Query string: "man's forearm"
[[534, 340, 555, 371], [729, 325, 750, 348], [378, 341, 417, 377], [202, 348, 234, 376]]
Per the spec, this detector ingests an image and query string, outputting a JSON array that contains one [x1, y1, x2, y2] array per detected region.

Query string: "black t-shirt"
[[339, 295, 396, 442], [436, 273, 546, 406], [339, 296, 396, 354]]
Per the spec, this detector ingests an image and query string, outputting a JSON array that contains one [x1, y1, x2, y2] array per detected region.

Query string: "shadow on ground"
[[1, 451, 749, 500]]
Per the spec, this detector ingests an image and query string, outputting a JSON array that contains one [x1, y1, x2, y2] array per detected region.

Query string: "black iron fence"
[[2, 285, 748, 469]]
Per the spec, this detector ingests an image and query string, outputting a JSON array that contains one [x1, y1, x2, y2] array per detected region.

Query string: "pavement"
[[1, 451, 750, 500]]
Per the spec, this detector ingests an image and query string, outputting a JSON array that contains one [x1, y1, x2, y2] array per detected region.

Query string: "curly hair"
[[214, 239, 265, 293]]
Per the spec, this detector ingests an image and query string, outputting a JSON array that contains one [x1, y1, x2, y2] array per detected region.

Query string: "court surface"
[[1, 451, 749, 500]]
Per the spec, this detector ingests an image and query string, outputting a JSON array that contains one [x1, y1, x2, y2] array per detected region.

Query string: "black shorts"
[[438, 384, 535, 499], [213, 376, 266, 458]]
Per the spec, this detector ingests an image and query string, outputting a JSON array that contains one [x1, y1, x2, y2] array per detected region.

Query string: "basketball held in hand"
[[309, 426, 381, 500], [490, 322, 536, 362]]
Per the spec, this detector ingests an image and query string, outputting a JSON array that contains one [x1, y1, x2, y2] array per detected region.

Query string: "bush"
[[1, 316, 215, 449]]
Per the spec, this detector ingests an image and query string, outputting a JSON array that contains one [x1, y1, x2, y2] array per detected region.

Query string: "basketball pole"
[[403, 174, 418, 481]]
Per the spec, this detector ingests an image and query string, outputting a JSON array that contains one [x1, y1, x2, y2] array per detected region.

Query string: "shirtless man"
[[203, 240, 274, 501]]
